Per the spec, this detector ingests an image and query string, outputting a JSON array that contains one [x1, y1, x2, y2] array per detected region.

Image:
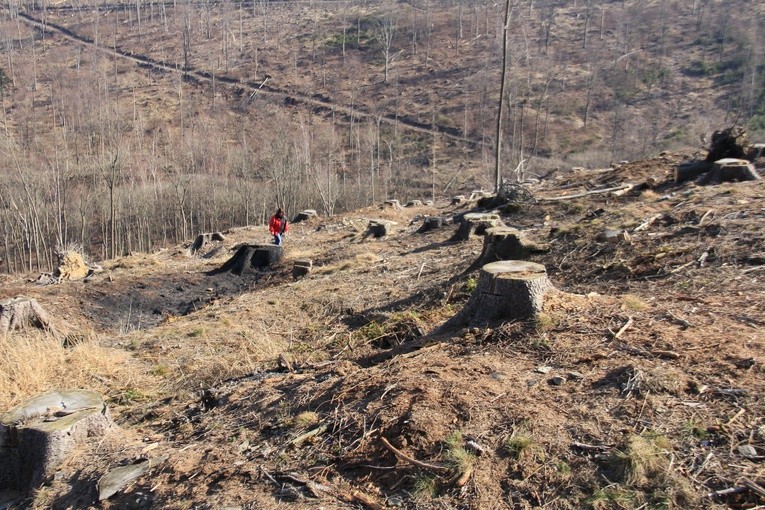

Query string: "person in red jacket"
[[269, 208, 289, 245]]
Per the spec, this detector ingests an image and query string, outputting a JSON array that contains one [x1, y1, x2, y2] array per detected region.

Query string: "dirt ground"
[[3, 160, 765, 509]]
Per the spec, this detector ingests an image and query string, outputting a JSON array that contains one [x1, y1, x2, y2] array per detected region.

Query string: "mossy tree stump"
[[466, 227, 549, 272], [450, 213, 504, 242], [0, 390, 114, 491], [209, 244, 283, 275], [440, 261, 552, 330], [0, 297, 57, 337]]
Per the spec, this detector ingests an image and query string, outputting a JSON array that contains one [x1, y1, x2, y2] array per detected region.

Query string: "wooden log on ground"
[[697, 158, 760, 185], [292, 210, 318, 223], [438, 261, 552, 331], [0, 297, 58, 337], [208, 244, 283, 275], [466, 227, 549, 272], [292, 259, 313, 279], [0, 390, 114, 491], [675, 160, 713, 183], [450, 213, 504, 242], [189, 232, 226, 254]]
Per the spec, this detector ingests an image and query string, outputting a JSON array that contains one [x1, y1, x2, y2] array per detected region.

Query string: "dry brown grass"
[[0, 330, 151, 411]]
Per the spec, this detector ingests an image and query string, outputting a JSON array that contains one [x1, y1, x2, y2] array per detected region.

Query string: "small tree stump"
[[451, 195, 467, 205], [292, 259, 313, 279], [405, 200, 422, 208], [0, 390, 114, 491], [675, 160, 713, 183], [417, 216, 450, 233], [293, 210, 318, 223], [466, 227, 549, 271], [364, 220, 395, 239], [469, 190, 494, 201], [697, 159, 760, 185], [209, 244, 283, 275], [440, 261, 552, 330], [189, 232, 225, 255], [383, 199, 402, 211], [0, 297, 57, 336], [450, 213, 504, 242]]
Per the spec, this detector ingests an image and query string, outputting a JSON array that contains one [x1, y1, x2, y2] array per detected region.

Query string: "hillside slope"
[[1, 156, 764, 509]]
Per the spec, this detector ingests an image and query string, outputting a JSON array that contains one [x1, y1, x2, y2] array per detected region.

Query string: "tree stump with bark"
[[439, 261, 552, 331], [450, 213, 504, 242], [697, 159, 760, 185], [363, 220, 395, 239], [417, 216, 450, 234], [466, 227, 549, 272], [405, 200, 422, 208], [293, 210, 318, 223], [189, 232, 226, 255], [208, 244, 283, 275], [451, 195, 467, 206], [384, 199, 402, 211], [0, 297, 58, 337], [292, 259, 313, 279], [0, 390, 114, 491]]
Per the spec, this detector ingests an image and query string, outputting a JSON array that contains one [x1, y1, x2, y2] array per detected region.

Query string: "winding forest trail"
[[17, 9, 485, 147]]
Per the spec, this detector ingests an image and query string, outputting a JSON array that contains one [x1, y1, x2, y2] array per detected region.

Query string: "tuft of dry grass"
[[0, 330, 151, 411]]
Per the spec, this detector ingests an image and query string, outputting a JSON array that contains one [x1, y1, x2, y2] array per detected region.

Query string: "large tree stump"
[[697, 158, 760, 185], [0, 297, 57, 337], [363, 220, 395, 240], [466, 227, 549, 272], [292, 259, 313, 279], [439, 261, 552, 331], [675, 160, 713, 183], [292, 210, 318, 223], [417, 216, 451, 234], [383, 199, 402, 211], [450, 213, 504, 242], [0, 390, 114, 491], [189, 232, 225, 254], [208, 244, 283, 275]]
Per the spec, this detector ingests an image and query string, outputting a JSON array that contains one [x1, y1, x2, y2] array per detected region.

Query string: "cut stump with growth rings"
[[439, 261, 552, 331], [451, 213, 504, 242], [209, 244, 283, 275], [465, 227, 549, 272]]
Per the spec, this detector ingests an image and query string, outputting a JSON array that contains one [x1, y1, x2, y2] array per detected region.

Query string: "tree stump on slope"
[[466, 227, 549, 272], [292, 259, 313, 279], [697, 159, 760, 185], [417, 216, 450, 234], [209, 244, 283, 275], [439, 261, 552, 331], [293, 210, 318, 223], [363, 220, 395, 240], [450, 213, 504, 242], [383, 199, 402, 211], [0, 297, 58, 337], [0, 390, 114, 491], [189, 232, 225, 255]]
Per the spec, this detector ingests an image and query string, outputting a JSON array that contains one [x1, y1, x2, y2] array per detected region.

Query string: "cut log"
[[417, 216, 450, 234], [293, 209, 318, 223], [438, 261, 552, 331], [189, 232, 225, 254], [208, 244, 283, 275], [0, 297, 58, 337], [292, 259, 313, 279], [697, 159, 760, 185], [675, 160, 713, 183], [450, 213, 504, 242], [466, 227, 549, 272], [0, 390, 114, 491]]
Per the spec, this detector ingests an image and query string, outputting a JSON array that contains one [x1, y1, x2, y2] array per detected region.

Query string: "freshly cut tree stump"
[[405, 200, 423, 208], [697, 158, 760, 185], [209, 244, 283, 275], [466, 227, 549, 272], [675, 160, 713, 183], [363, 220, 395, 239], [450, 213, 504, 242], [189, 232, 225, 254], [439, 261, 552, 330], [417, 216, 451, 233], [293, 209, 318, 223], [0, 390, 114, 491], [0, 297, 57, 336], [383, 199, 402, 210], [451, 195, 467, 205], [292, 259, 313, 279]]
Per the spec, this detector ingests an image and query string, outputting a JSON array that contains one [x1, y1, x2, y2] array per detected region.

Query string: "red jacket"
[[269, 215, 289, 236]]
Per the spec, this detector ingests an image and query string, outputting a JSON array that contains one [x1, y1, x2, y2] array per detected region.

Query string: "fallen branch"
[[291, 424, 328, 447], [611, 317, 634, 340], [537, 184, 632, 202], [633, 213, 663, 232], [571, 441, 610, 452], [707, 486, 747, 499], [742, 478, 765, 499], [379, 436, 450, 473]]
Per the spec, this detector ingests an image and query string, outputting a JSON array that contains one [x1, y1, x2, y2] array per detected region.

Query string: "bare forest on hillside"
[[0, 0, 763, 272]]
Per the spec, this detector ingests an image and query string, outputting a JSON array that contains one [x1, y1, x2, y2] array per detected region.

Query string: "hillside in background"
[[0, 156, 764, 508], [0, 0, 763, 272]]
